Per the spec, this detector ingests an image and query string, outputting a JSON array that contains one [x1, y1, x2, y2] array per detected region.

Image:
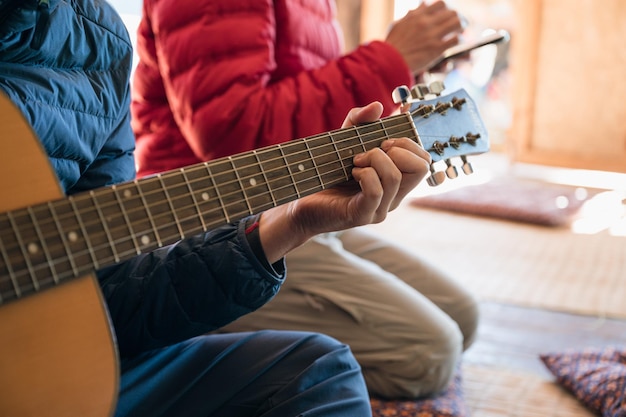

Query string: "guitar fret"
[[115, 182, 159, 253], [229, 156, 253, 216], [27, 206, 58, 284], [379, 119, 390, 145], [29, 204, 76, 284], [91, 186, 139, 261], [7, 211, 39, 291], [329, 131, 350, 181], [181, 169, 207, 231], [204, 162, 230, 225], [253, 150, 277, 207], [383, 114, 413, 139], [183, 165, 225, 231], [70, 193, 120, 269], [0, 213, 20, 301], [355, 121, 383, 151], [205, 159, 250, 226], [306, 134, 345, 189], [282, 140, 323, 199], [277, 144, 300, 200], [111, 184, 141, 256], [257, 145, 297, 206], [303, 137, 324, 189], [20, 206, 60, 290], [134, 179, 164, 247], [159, 170, 204, 239], [157, 174, 185, 240], [90, 190, 120, 264], [68, 196, 100, 270], [48, 201, 79, 278], [330, 127, 367, 179], [230, 153, 275, 216], [354, 125, 369, 153]]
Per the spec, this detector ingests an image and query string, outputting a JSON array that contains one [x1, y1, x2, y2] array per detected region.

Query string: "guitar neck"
[[0, 113, 417, 303]]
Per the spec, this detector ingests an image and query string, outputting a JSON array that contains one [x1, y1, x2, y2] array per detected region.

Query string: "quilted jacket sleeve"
[[97, 216, 286, 358], [132, 0, 413, 161]]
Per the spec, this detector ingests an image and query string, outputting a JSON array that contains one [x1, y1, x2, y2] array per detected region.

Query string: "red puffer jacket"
[[131, 0, 412, 177]]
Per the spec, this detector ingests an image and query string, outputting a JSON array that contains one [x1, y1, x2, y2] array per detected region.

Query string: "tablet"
[[431, 29, 510, 69]]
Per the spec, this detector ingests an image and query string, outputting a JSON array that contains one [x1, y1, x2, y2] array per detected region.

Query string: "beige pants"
[[220, 227, 479, 399]]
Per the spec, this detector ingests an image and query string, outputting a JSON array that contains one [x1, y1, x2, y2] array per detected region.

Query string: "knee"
[[286, 333, 372, 414], [458, 293, 480, 351], [299, 333, 364, 374], [413, 323, 463, 396], [374, 322, 463, 399]]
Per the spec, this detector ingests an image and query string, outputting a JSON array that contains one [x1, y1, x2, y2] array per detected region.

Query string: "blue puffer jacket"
[[0, 0, 285, 357]]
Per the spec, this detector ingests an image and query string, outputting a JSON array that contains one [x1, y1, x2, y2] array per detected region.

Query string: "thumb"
[[341, 101, 384, 128]]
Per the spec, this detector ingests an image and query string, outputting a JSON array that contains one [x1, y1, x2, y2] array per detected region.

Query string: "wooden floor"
[[366, 152, 626, 415], [464, 302, 626, 379], [459, 302, 626, 416]]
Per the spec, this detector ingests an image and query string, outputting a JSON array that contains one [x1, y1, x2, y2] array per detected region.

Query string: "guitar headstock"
[[393, 82, 489, 186]]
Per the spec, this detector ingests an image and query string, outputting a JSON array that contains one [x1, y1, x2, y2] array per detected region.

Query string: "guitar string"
[[2, 115, 419, 249], [66, 111, 464, 238], [0, 108, 478, 288], [0, 120, 416, 267], [0, 129, 412, 292], [0, 124, 474, 289]]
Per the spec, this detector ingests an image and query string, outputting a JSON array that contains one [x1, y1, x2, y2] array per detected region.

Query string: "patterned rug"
[[370, 364, 595, 417], [371, 370, 468, 417]]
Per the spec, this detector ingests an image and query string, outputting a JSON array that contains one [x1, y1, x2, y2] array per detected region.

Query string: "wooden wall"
[[509, 0, 626, 173]]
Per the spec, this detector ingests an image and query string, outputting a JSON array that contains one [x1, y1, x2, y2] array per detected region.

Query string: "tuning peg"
[[444, 159, 458, 179], [392, 85, 412, 105], [461, 156, 473, 175], [428, 81, 445, 96], [465, 133, 481, 145], [451, 97, 467, 110], [434, 101, 453, 115], [426, 164, 446, 186], [411, 84, 430, 100]]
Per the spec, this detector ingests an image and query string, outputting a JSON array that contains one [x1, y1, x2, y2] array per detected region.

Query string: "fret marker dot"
[[348, 149, 354, 155], [201, 192, 209, 201], [27, 242, 39, 255], [249, 178, 257, 187], [123, 189, 132, 198], [141, 235, 150, 245], [68, 231, 78, 242], [298, 164, 305, 172]]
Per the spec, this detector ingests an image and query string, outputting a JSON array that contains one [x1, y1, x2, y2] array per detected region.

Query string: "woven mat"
[[371, 364, 595, 417], [463, 365, 594, 417], [409, 177, 595, 227], [367, 201, 626, 319]]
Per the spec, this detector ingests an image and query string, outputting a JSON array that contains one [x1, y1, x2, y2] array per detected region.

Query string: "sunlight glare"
[[571, 191, 626, 235]]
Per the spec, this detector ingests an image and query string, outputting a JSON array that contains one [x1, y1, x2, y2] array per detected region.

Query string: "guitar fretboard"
[[0, 113, 417, 304]]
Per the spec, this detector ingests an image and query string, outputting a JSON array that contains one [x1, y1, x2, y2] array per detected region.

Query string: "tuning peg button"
[[428, 81, 445, 96], [461, 156, 473, 175], [427, 165, 446, 186], [392, 85, 412, 105], [445, 160, 458, 179], [411, 84, 430, 100]]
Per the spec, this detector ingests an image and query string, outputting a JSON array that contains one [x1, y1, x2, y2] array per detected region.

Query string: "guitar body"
[[0, 95, 119, 416]]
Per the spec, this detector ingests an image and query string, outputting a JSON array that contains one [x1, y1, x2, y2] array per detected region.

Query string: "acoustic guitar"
[[0, 83, 488, 416]]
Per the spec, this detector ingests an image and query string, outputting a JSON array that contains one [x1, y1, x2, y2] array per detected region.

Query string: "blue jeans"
[[115, 330, 372, 416]]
